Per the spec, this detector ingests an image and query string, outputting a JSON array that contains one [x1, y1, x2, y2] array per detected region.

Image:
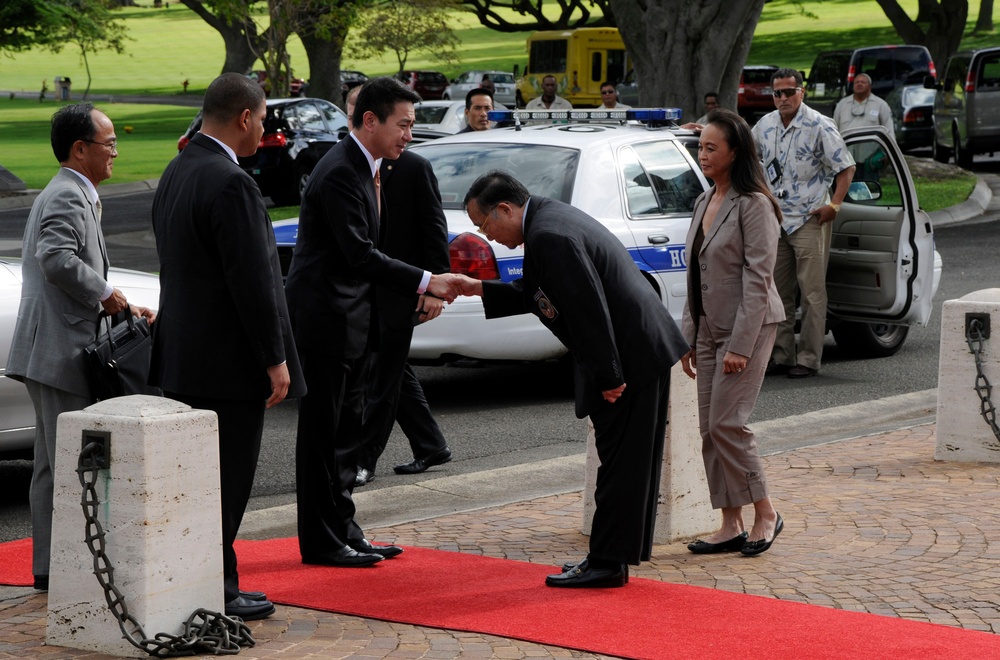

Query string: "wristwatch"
[[829, 202, 841, 213]]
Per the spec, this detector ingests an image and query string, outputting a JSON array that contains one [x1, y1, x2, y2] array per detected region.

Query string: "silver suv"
[[926, 47, 1000, 167]]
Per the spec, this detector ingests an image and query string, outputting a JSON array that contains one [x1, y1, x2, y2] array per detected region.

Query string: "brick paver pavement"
[[3, 422, 999, 658]]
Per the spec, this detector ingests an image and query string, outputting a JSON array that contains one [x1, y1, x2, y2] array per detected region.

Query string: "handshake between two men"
[[417, 273, 487, 321]]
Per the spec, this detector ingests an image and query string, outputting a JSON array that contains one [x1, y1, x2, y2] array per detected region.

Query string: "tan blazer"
[[681, 187, 785, 358]]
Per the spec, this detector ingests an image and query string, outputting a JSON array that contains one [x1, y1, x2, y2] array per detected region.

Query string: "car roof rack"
[[488, 108, 682, 131]]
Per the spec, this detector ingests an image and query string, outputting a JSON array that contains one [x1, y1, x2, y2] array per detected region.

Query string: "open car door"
[[826, 126, 938, 357]]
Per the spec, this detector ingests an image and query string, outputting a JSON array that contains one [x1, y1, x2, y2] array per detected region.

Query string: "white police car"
[[274, 109, 941, 363]]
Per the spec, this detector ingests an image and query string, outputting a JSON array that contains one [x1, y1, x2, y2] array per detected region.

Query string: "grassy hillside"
[[0, 0, 992, 95]]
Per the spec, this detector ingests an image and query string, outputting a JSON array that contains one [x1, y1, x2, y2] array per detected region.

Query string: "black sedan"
[[176, 98, 350, 207], [885, 83, 936, 152]]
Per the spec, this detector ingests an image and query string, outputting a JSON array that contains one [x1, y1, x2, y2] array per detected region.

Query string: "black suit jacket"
[[378, 151, 450, 330], [284, 136, 425, 358], [482, 197, 689, 418], [150, 133, 304, 400]]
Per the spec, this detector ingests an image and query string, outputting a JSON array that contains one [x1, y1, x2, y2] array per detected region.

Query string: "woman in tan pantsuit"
[[680, 109, 787, 556]]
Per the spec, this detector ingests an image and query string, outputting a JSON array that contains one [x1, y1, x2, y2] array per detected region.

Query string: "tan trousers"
[[771, 218, 832, 370], [696, 319, 777, 509]]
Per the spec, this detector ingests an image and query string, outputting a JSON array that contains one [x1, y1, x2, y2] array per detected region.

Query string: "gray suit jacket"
[[6, 168, 110, 398], [681, 187, 785, 358]]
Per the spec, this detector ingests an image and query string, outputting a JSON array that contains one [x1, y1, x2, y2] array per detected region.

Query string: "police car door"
[[618, 138, 709, 321], [826, 127, 936, 328]]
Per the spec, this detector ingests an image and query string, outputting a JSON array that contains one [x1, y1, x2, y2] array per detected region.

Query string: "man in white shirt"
[[598, 81, 631, 109], [526, 75, 573, 110], [832, 74, 894, 135]]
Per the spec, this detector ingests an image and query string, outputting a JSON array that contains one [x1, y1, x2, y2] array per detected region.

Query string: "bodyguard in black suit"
[[284, 77, 464, 567], [356, 150, 453, 484], [460, 171, 690, 588], [151, 73, 305, 620]]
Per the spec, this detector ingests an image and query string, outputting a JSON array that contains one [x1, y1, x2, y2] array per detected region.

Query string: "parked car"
[[341, 70, 368, 96], [248, 70, 306, 97], [737, 65, 779, 119], [0, 259, 161, 455], [806, 46, 936, 117], [176, 98, 350, 206], [395, 70, 449, 100], [443, 70, 517, 106], [410, 100, 509, 143], [616, 70, 639, 107], [884, 77, 936, 152], [926, 46, 1000, 167], [272, 112, 941, 364]]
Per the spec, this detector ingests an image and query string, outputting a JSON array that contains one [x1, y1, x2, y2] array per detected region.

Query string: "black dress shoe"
[[393, 447, 453, 475], [225, 595, 275, 621], [561, 558, 588, 573], [302, 546, 383, 567], [33, 575, 48, 591], [349, 539, 403, 558], [355, 467, 374, 487], [787, 365, 817, 379], [765, 359, 792, 376], [741, 514, 784, 556], [240, 590, 267, 601], [546, 562, 628, 588], [687, 531, 748, 554]]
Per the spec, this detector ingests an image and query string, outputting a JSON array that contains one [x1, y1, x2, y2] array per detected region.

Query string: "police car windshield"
[[410, 142, 579, 209]]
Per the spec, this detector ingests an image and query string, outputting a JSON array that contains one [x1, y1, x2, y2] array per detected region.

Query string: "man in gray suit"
[[6, 102, 155, 591]]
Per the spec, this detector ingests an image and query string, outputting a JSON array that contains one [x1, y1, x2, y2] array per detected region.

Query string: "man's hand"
[[602, 382, 626, 404], [427, 273, 483, 301], [265, 362, 291, 409], [130, 304, 156, 324], [809, 204, 838, 225], [415, 294, 445, 322], [101, 288, 128, 315], [681, 349, 696, 379]]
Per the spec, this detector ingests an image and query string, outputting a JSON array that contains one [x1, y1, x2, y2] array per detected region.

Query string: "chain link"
[[966, 318, 1000, 444], [77, 441, 256, 657]]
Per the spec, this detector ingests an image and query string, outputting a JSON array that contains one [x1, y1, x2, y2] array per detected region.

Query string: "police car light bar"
[[487, 108, 682, 123]]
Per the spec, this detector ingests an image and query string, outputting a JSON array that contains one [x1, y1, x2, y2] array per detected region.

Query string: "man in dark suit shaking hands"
[[151, 73, 305, 620], [459, 171, 690, 588], [285, 77, 465, 568]]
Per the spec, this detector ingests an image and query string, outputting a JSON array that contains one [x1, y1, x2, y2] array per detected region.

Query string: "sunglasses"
[[772, 87, 801, 99]]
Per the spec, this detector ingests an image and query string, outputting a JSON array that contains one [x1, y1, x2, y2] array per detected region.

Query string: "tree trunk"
[[300, 29, 347, 105], [915, 0, 939, 21], [875, 0, 968, 74], [974, 0, 994, 33], [180, 0, 262, 75], [609, 0, 765, 121]]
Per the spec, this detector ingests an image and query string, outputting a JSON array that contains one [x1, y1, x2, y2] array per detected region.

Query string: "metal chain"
[[77, 441, 256, 657], [966, 318, 1000, 443]]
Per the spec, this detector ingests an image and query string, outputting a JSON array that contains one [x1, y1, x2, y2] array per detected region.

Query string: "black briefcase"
[[84, 310, 160, 401]]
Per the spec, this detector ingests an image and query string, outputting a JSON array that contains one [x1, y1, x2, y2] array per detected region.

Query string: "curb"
[[928, 175, 993, 227], [0, 178, 160, 211]]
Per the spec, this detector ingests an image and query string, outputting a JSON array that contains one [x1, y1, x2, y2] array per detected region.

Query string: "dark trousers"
[[295, 346, 370, 558], [165, 392, 264, 603], [359, 325, 446, 472], [587, 371, 670, 565]]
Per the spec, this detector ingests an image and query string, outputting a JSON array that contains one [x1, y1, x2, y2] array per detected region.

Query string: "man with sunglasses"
[[598, 81, 630, 109], [7, 103, 155, 592], [752, 68, 855, 380]]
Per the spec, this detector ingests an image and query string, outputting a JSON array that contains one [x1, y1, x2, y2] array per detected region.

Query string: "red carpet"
[[4, 537, 1000, 659]]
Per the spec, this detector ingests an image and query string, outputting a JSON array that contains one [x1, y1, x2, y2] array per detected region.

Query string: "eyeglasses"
[[83, 139, 118, 151], [772, 88, 801, 99], [476, 206, 498, 236], [601, 89, 616, 95]]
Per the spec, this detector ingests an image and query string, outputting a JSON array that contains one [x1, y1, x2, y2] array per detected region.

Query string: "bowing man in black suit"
[[151, 73, 306, 620], [284, 77, 465, 567], [459, 170, 690, 588]]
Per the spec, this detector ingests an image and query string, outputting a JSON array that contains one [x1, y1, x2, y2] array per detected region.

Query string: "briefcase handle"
[[95, 309, 142, 348]]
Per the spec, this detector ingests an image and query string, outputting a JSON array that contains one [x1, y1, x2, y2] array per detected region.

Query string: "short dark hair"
[[463, 170, 530, 212], [771, 68, 803, 87], [202, 72, 266, 124], [600, 81, 616, 91], [51, 102, 97, 162], [704, 92, 720, 102], [353, 76, 421, 129], [465, 87, 494, 110]]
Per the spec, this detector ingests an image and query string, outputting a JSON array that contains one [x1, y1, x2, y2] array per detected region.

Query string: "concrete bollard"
[[936, 289, 1000, 462], [583, 362, 716, 544], [46, 395, 224, 657]]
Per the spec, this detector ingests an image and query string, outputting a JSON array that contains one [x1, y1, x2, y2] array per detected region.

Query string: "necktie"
[[374, 169, 381, 217], [95, 198, 103, 223]]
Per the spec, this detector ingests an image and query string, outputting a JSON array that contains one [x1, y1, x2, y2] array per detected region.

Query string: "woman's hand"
[[722, 351, 748, 374], [681, 348, 696, 379]]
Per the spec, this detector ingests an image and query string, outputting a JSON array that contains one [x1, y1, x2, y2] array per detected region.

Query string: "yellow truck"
[[516, 27, 629, 108]]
